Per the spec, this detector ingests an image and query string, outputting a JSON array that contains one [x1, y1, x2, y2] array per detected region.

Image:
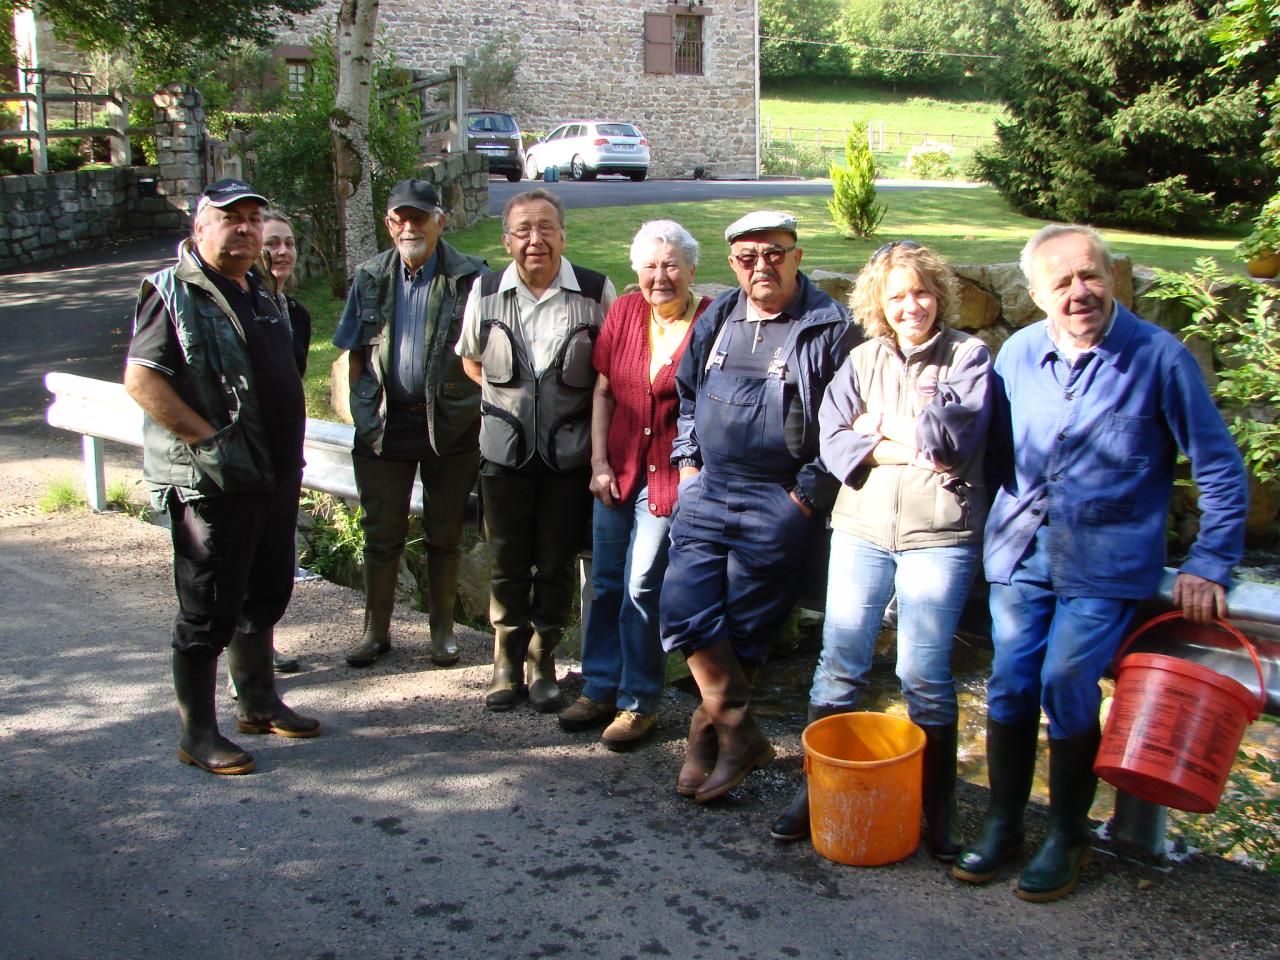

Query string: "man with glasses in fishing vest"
[[456, 188, 616, 714], [334, 178, 486, 671]]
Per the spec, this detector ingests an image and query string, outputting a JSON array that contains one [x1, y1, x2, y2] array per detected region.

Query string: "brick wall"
[[282, 0, 759, 179]]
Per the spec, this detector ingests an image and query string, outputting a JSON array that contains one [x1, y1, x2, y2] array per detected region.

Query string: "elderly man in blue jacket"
[[660, 210, 859, 804], [953, 224, 1247, 901]]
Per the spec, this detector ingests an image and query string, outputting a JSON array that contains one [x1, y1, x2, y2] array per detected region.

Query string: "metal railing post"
[[32, 78, 47, 174], [82, 435, 107, 511]]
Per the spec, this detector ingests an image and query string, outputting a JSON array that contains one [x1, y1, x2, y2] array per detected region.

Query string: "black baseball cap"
[[386, 179, 443, 214], [199, 178, 268, 209]]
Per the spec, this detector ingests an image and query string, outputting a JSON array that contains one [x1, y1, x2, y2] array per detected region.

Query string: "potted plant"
[[1235, 199, 1280, 279]]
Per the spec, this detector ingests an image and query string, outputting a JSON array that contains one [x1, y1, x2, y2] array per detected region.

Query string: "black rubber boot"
[[346, 558, 399, 667], [229, 629, 321, 738], [769, 703, 848, 841], [485, 625, 529, 711], [426, 548, 462, 667], [173, 648, 255, 775], [273, 647, 300, 673], [921, 722, 964, 862], [1016, 725, 1101, 902], [526, 629, 564, 713], [952, 717, 1040, 883]]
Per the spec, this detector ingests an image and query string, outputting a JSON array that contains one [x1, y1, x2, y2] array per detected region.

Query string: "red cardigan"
[[593, 290, 709, 517]]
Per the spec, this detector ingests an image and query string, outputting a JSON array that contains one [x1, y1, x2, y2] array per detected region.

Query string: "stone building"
[[279, 0, 760, 180]]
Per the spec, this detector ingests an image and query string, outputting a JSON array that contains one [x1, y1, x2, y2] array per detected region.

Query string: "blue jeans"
[[580, 487, 671, 714], [987, 522, 1138, 739], [809, 531, 979, 727]]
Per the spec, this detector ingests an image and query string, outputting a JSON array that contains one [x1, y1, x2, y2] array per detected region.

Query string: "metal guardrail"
[[43, 371, 427, 515]]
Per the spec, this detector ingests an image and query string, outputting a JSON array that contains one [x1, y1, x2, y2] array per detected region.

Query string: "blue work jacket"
[[983, 305, 1247, 597]]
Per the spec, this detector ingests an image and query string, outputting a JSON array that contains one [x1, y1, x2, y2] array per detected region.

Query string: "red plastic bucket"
[[1094, 612, 1266, 813]]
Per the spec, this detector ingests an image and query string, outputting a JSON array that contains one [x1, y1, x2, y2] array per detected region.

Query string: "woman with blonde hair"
[[770, 241, 993, 859]]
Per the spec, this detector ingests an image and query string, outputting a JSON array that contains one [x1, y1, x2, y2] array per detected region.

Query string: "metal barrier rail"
[[44, 370, 428, 515]]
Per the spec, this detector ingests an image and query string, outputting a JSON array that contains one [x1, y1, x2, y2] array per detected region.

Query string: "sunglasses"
[[871, 239, 923, 263], [730, 245, 796, 270]]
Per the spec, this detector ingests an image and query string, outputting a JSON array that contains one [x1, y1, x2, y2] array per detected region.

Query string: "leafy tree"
[[977, 0, 1277, 230], [466, 34, 520, 110], [760, 0, 848, 79], [828, 123, 885, 238], [249, 32, 421, 295], [1, 0, 321, 78]]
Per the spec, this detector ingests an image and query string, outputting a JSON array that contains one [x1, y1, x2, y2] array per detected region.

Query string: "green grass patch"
[[39, 477, 86, 512], [761, 79, 1006, 179], [296, 189, 1247, 420]]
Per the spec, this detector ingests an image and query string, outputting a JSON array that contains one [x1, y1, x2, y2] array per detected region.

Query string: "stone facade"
[[282, 0, 759, 180], [0, 166, 177, 270]]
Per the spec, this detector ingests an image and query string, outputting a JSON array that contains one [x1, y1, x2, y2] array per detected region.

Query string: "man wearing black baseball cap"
[[124, 178, 320, 776], [332, 178, 487, 669]]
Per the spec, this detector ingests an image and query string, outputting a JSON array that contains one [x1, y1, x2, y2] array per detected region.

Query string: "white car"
[[524, 121, 650, 182]]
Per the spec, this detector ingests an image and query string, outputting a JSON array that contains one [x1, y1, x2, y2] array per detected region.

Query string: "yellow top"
[[648, 295, 697, 382]]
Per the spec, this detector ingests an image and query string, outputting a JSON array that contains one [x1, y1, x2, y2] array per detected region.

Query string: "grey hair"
[[629, 220, 700, 270], [1020, 224, 1112, 280]]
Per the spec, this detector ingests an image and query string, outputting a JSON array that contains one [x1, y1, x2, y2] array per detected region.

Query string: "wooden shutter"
[[644, 13, 674, 75]]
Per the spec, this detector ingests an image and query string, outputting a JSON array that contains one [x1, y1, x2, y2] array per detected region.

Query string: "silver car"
[[524, 121, 650, 182]]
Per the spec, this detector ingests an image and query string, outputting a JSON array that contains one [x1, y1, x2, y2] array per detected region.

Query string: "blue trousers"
[[659, 473, 820, 663], [810, 531, 978, 726], [987, 522, 1138, 738], [580, 487, 672, 714]]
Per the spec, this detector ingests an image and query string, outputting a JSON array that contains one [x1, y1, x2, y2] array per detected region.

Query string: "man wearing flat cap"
[[332, 178, 487, 669], [126, 178, 320, 776], [659, 210, 859, 802]]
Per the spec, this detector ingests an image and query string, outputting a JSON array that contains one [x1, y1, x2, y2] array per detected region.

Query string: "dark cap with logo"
[[386, 179, 443, 214], [199, 178, 268, 209]]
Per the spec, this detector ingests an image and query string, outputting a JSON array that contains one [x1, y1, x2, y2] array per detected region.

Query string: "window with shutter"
[[645, 6, 708, 76]]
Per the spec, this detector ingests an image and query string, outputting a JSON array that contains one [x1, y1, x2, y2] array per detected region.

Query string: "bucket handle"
[[1114, 610, 1267, 719]]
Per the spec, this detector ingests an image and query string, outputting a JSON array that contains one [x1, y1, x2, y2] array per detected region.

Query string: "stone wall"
[[282, 0, 759, 179], [0, 166, 178, 270]]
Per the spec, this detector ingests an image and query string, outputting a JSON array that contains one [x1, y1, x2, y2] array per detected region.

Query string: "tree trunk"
[[332, 0, 379, 286]]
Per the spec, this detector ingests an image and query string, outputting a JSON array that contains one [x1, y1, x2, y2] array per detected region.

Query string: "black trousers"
[[481, 458, 591, 638], [166, 471, 302, 654]]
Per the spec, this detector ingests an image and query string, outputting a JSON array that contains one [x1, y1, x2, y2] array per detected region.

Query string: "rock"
[[330, 352, 353, 424], [955, 278, 1000, 331], [808, 269, 855, 307], [456, 539, 493, 625]]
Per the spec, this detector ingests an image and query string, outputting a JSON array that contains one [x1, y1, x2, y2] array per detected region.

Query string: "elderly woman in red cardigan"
[[558, 220, 711, 750]]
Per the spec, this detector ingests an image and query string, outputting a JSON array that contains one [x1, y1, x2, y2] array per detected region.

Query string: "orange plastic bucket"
[[802, 712, 925, 866], [1094, 612, 1266, 814]]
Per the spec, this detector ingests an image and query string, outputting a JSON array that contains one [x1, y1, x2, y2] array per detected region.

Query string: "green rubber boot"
[[952, 717, 1040, 883], [1016, 726, 1101, 902]]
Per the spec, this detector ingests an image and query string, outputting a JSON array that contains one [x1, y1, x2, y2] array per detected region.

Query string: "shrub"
[[298, 492, 364, 587], [1172, 748, 1280, 872], [39, 477, 86, 512], [761, 139, 827, 178], [904, 140, 956, 180], [1150, 258, 1280, 487], [828, 123, 884, 239]]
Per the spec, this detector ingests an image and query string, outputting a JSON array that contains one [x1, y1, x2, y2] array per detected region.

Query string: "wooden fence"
[[0, 69, 153, 174]]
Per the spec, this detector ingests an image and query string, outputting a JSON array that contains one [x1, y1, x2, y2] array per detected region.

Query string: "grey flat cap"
[[724, 210, 798, 243]]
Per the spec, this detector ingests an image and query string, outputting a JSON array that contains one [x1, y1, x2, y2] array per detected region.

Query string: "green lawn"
[[298, 187, 1246, 418], [761, 79, 1006, 178]]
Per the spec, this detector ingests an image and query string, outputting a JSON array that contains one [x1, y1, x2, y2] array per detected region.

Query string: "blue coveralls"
[[660, 316, 826, 664]]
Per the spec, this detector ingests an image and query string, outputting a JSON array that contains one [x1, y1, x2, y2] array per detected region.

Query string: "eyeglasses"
[[871, 239, 922, 263], [386, 210, 439, 231], [730, 245, 796, 270], [505, 222, 562, 240]]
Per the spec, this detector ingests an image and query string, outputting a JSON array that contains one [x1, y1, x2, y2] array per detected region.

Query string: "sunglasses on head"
[[871, 239, 923, 263]]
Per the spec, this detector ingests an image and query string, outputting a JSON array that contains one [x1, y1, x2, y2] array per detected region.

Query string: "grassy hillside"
[[761, 79, 1006, 178]]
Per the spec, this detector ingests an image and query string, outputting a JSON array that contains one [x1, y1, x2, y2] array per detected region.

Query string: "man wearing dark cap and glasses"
[[332, 178, 487, 670], [659, 210, 861, 803], [125, 178, 321, 776]]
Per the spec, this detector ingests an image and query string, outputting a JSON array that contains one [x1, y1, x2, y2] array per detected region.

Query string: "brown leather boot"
[[685, 640, 774, 803], [676, 658, 760, 797]]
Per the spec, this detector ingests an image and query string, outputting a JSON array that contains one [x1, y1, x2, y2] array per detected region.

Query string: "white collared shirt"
[[455, 257, 616, 375]]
